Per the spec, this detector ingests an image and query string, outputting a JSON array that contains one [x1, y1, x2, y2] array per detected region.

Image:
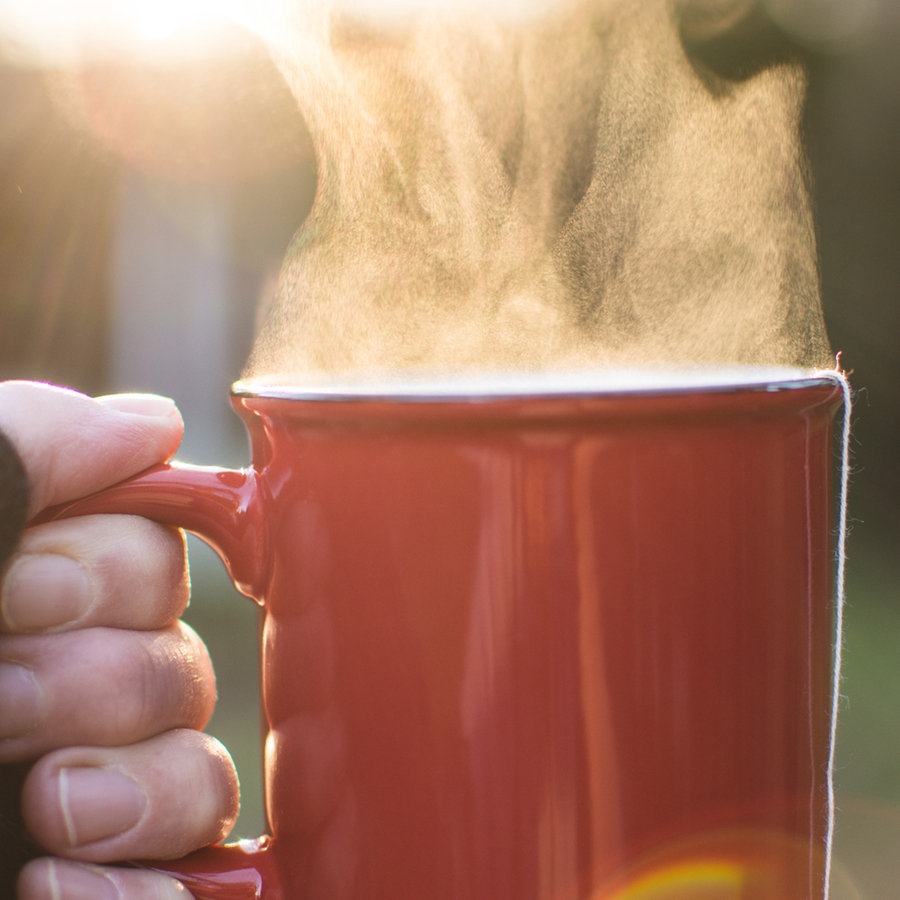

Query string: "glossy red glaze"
[[44, 376, 844, 898], [37, 464, 266, 600]]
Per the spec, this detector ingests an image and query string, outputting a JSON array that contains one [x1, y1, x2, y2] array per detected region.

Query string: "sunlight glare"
[[1, 0, 574, 66], [0, 0, 257, 64], [129, 0, 212, 45]]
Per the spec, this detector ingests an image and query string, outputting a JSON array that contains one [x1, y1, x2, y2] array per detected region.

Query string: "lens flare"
[[592, 828, 832, 900], [605, 860, 746, 899]]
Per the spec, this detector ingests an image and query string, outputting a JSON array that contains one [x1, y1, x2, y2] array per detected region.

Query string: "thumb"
[[0, 381, 183, 517]]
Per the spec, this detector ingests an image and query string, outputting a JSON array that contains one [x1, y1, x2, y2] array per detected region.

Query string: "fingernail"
[[97, 393, 179, 420], [58, 767, 147, 848], [0, 662, 44, 739], [2, 553, 92, 632], [45, 859, 120, 900]]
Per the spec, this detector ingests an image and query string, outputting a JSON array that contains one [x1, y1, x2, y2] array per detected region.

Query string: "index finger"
[[0, 381, 183, 519]]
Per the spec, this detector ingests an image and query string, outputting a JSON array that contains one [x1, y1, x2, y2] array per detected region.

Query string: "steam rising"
[[246, 0, 832, 379]]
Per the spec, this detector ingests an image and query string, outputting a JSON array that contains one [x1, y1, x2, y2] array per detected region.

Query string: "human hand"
[[0, 381, 239, 899]]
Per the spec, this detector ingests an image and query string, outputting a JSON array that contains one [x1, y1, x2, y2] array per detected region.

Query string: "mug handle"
[[35, 462, 268, 601], [34, 463, 281, 899]]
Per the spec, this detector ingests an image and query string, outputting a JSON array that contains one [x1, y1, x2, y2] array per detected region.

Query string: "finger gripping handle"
[[34, 462, 268, 601], [35, 464, 280, 896]]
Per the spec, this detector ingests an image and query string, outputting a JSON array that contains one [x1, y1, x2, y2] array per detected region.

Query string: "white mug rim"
[[232, 366, 840, 403]]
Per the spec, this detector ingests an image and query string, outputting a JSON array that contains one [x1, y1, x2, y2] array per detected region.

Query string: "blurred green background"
[[1, 3, 897, 897]]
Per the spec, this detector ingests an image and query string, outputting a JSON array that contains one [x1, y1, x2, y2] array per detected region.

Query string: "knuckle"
[[129, 730, 240, 857], [171, 623, 217, 728], [34, 625, 215, 746], [92, 520, 190, 627], [175, 731, 240, 847], [2, 620, 215, 759], [121, 626, 215, 738], [18, 516, 190, 630]]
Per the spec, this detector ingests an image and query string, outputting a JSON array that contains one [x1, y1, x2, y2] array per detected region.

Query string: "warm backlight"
[[0, 0, 251, 64]]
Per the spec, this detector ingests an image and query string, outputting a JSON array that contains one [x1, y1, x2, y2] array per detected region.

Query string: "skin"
[[0, 381, 238, 899]]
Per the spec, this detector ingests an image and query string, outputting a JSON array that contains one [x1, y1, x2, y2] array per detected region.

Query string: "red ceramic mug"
[[45, 368, 846, 899]]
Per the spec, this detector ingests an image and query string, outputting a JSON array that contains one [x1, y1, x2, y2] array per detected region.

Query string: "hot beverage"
[[46, 367, 846, 898]]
